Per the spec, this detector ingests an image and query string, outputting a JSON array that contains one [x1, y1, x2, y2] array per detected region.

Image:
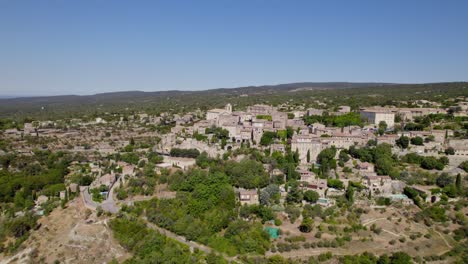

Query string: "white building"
[[360, 109, 395, 128]]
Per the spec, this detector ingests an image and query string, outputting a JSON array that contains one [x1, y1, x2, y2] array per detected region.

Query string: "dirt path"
[[265, 248, 366, 258], [362, 217, 388, 226]]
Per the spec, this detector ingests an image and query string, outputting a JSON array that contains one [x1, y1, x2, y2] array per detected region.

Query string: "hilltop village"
[[0, 97, 467, 263]]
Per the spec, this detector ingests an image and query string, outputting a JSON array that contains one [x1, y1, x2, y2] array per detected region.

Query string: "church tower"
[[225, 103, 232, 113]]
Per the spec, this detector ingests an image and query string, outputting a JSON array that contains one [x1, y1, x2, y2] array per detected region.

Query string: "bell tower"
[[225, 103, 232, 113]]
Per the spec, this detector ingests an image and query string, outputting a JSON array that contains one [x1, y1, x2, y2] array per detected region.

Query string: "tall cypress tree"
[[455, 173, 462, 193]]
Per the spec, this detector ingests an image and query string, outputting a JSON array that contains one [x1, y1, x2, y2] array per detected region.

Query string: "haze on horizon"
[[1, 0, 467, 97]]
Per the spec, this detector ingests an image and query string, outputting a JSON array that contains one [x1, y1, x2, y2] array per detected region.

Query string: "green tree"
[[303, 190, 319, 203], [410, 136, 424, 145], [459, 161, 468, 172], [327, 179, 344, 189], [299, 217, 314, 233], [378, 121, 387, 136], [260, 131, 277, 146], [346, 185, 355, 204], [225, 159, 269, 189], [445, 147, 455, 155], [436, 173, 453, 188], [286, 182, 303, 204], [455, 173, 462, 193], [389, 252, 412, 264], [317, 147, 337, 173], [339, 150, 350, 163], [396, 136, 409, 149]]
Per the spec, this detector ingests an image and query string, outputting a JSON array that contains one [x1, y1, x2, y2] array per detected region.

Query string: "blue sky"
[[0, 0, 467, 96]]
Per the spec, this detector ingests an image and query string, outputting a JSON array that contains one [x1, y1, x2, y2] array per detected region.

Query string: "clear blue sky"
[[1, 0, 467, 96]]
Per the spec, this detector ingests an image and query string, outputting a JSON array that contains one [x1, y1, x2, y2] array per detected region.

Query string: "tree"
[[225, 159, 269, 189], [259, 185, 279, 206], [170, 148, 200, 158], [459, 161, 468, 172], [299, 217, 314, 233], [455, 173, 462, 193], [389, 252, 412, 264], [375, 156, 394, 176], [378, 121, 387, 136], [286, 182, 303, 204], [425, 135, 435, 142], [421, 156, 445, 170], [196, 151, 211, 169], [286, 126, 294, 139], [410, 136, 424, 146], [317, 147, 337, 173], [339, 150, 350, 163], [147, 152, 164, 164], [306, 150, 311, 163], [436, 173, 453, 188], [396, 136, 409, 149], [346, 185, 355, 204], [303, 190, 319, 203], [282, 165, 296, 182], [260, 131, 277, 146], [293, 148, 300, 164], [327, 179, 344, 190], [445, 147, 455, 155]]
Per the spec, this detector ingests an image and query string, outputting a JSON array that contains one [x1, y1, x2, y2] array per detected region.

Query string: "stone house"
[[238, 189, 259, 205]]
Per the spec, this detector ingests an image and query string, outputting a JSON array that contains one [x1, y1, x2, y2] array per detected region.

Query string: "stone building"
[[360, 109, 395, 128]]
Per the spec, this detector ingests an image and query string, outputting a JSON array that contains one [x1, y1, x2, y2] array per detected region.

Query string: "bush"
[[410, 136, 424, 145], [370, 224, 382, 235], [317, 252, 332, 262], [459, 161, 468, 172], [376, 197, 391, 206], [299, 217, 314, 233], [274, 219, 282, 226], [445, 147, 455, 155]]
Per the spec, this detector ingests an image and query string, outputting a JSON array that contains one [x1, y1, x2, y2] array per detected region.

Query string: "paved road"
[[81, 186, 99, 210], [81, 180, 120, 213]]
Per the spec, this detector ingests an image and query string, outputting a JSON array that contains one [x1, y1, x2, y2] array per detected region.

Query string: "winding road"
[[81, 178, 120, 213]]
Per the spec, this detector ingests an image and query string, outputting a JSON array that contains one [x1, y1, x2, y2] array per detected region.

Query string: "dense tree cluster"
[[401, 153, 448, 170], [143, 167, 270, 255], [0, 150, 74, 252], [304, 112, 363, 128], [316, 147, 337, 174], [170, 148, 200, 158], [260, 131, 279, 146], [225, 159, 269, 189], [349, 143, 399, 177], [110, 216, 208, 263], [0, 151, 70, 207]]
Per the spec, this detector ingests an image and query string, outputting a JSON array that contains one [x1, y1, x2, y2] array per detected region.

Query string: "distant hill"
[[1, 82, 390, 100], [0, 82, 466, 120]]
